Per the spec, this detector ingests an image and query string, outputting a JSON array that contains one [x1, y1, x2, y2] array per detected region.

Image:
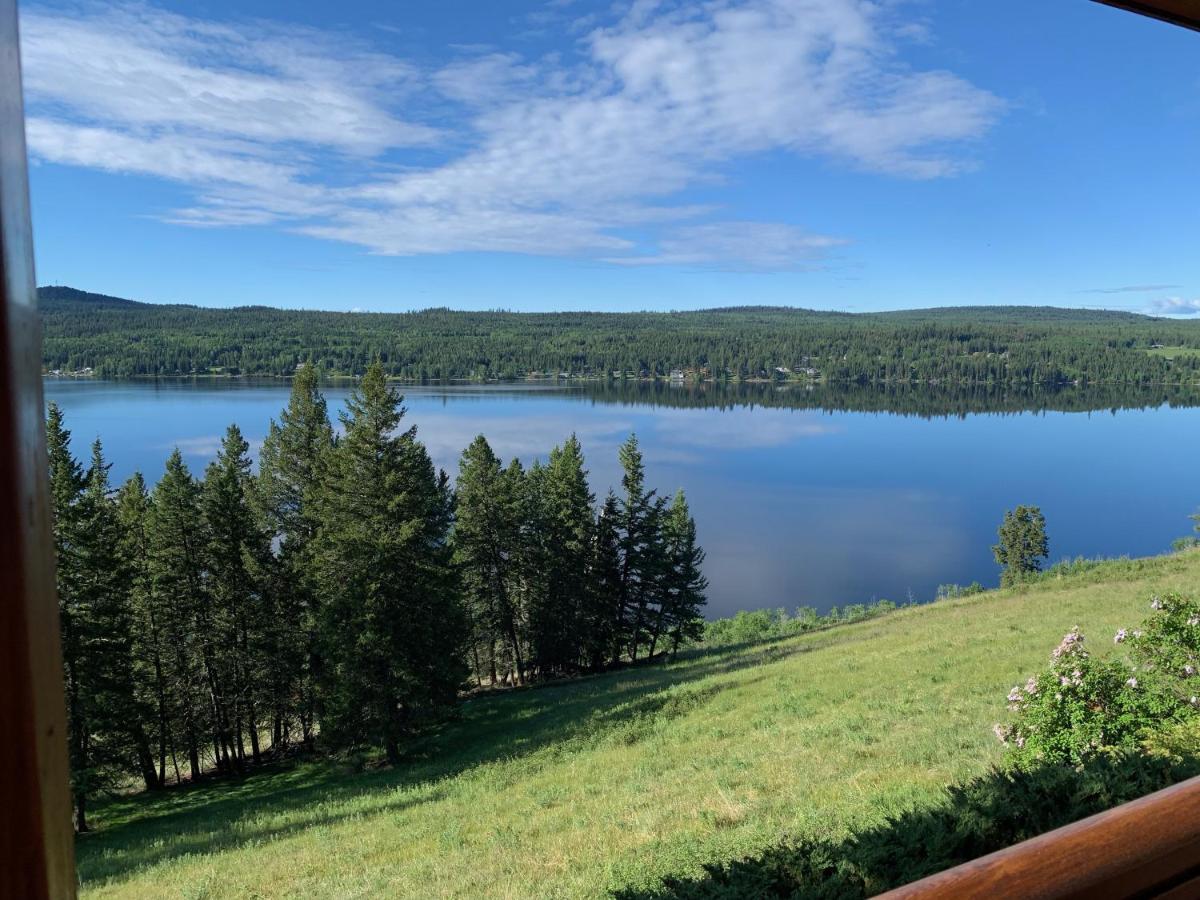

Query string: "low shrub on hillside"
[[934, 582, 985, 601], [996, 593, 1200, 767], [698, 600, 898, 648]]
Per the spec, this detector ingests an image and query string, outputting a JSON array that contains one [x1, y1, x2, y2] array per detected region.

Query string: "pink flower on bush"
[[1114, 629, 1127, 644], [1052, 628, 1084, 660]]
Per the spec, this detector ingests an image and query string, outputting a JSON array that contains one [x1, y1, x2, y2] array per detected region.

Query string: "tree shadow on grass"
[[615, 750, 1200, 899], [77, 629, 840, 887]]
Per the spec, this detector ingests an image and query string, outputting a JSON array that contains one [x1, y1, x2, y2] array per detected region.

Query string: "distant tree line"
[[47, 364, 706, 831], [38, 286, 1200, 385]]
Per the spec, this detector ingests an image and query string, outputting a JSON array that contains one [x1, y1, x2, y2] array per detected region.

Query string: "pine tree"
[[660, 490, 708, 658], [453, 436, 526, 686], [587, 492, 624, 670], [256, 364, 334, 747], [993, 505, 1049, 587], [616, 434, 661, 662], [311, 363, 466, 761], [116, 472, 174, 787], [529, 435, 594, 675], [202, 424, 271, 768], [46, 404, 92, 830], [79, 441, 159, 793], [148, 449, 211, 779]]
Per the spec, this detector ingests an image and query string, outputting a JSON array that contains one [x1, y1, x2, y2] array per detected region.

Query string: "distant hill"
[[37, 285, 152, 309], [37, 285, 1200, 383]]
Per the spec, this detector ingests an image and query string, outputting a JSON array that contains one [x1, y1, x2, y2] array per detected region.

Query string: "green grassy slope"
[[77, 553, 1200, 899]]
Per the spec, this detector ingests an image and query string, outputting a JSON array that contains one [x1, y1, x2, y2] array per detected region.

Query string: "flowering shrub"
[[995, 625, 1179, 767], [1127, 593, 1200, 708]]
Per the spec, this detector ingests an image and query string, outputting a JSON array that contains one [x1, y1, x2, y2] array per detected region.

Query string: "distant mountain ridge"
[[37, 284, 1162, 324], [37, 284, 1200, 383]]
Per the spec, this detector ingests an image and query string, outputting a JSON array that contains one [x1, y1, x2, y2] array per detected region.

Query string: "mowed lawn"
[[78, 553, 1200, 899]]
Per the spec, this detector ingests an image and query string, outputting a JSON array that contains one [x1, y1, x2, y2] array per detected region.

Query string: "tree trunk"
[[74, 792, 88, 834], [133, 726, 160, 790], [249, 709, 261, 765]]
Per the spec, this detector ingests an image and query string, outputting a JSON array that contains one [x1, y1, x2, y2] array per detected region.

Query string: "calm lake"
[[42, 378, 1200, 619]]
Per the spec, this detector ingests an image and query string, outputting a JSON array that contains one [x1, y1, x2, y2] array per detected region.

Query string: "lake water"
[[42, 378, 1200, 619]]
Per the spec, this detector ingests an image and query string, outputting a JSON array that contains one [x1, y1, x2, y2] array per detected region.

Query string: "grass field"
[[1144, 345, 1200, 360], [77, 552, 1200, 899]]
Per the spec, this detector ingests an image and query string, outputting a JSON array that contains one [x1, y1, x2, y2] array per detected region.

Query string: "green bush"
[[996, 594, 1200, 767], [994, 626, 1177, 766], [934, 582, 985, 601], [698, 600, 898, 648]]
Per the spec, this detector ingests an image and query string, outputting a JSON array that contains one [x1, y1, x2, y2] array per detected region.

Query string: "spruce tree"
[[616, 434, 660, 662], [116, 472, 174, 787], [311, 363, 466, 761], [202, 424, 271, 767], [46, 404, 91, 830], [993, 505, 1049, 587], [530, 435, 594, 675], [79, 441, 158, 792], [453, 435, 526, 686], [660, 490, 708, 658], [148, 449, 211, 779], [257, 364, 334, 746], [588, 492, 624, 670]]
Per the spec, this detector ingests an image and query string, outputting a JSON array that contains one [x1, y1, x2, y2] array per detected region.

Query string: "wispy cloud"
[[1081, 284, 1182, 294], [1148, 297, 1200, 316], [21, 0, 1003, 268], [604, 222, 848, 270]]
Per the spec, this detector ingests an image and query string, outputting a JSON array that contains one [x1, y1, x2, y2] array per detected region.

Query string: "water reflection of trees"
[[568, 380, 1200, 418]]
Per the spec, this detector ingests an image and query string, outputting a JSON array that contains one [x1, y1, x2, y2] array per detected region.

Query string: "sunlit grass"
[[77, 552, 1200, 898], [1144, 345, 1200, 360]]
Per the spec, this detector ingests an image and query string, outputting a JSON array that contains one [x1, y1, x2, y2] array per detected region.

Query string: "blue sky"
[[19, 0, 1200, 313]]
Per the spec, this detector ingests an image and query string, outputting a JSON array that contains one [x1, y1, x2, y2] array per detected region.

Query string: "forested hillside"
[[39, 286, 1200, 385]]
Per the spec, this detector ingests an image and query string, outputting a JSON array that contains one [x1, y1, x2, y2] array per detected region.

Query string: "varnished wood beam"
[[1091, 0, 1200, 31], [880, 774, 1200, 898], [0, 0, 77, 896]]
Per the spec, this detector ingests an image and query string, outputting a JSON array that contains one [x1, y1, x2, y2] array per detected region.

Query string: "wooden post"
[[0, 0, 78, 896]]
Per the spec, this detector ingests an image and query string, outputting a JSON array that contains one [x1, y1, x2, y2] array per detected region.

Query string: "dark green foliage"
[[453, 437, 528, 686], [529, 436, 596, 676], [661, 491, 708, 657], [620, 751, 1200, 899], [255, 364, 335, 747], [993, 505, 1049, 587], [201, 425, 273, 770], [310, 363, 467, 762], [47, 373, 710, 819], [38, 285, 1200, 385], [146, 450, 211, 782], [48, 408, 147, 830], [452, 432, 710, 687]]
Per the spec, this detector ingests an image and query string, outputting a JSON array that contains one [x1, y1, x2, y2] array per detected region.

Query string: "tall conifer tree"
[[148, 449, 211, 779], [312, 363, 466, 762], [257, 364, 334, 746]]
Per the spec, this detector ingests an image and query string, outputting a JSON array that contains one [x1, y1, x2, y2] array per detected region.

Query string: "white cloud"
[[1148, 297, 1200, 316], [604, 222, 847, 269], [21, 0, 1003, 268], [21, 5, 435, 153]]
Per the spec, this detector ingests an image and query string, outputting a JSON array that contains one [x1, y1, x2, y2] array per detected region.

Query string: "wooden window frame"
[[0, 1, 1196, 898]]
